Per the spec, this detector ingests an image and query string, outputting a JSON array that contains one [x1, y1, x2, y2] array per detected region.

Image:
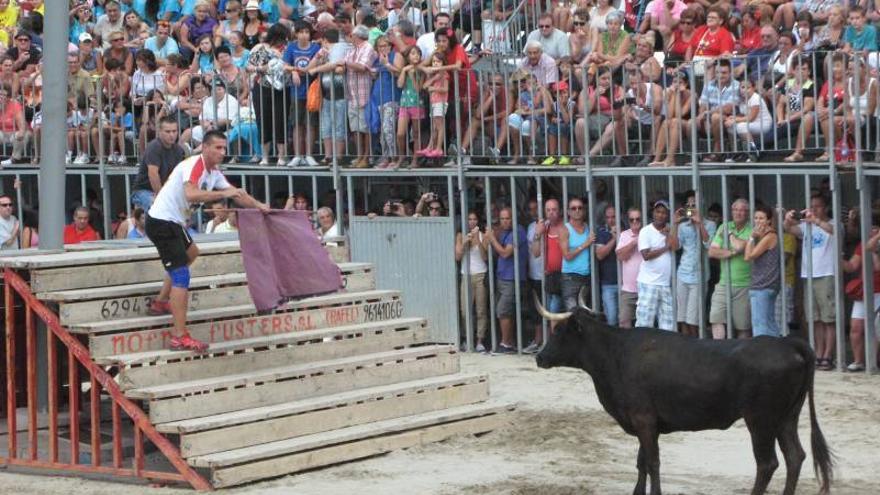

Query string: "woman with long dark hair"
[[248, 23, 291, 165]]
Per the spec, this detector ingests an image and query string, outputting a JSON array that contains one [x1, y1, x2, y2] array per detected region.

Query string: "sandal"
[[817, 358, 834, 371], [783, 152, 804, 163], [815, 153, 830, 162], [701, 153, 718, 163]]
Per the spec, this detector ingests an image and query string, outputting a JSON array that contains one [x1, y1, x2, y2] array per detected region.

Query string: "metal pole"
[[721, 176, 732, 339], [858, 168, 877, 374], [39, 6, 69, 249], [776, 174, 789, 336], [484, 179, 497, 352], [804, 175, 815, 351], [536, 178, 548, 344], [458, 171, 473, 352], [510, 176, 523, 353]]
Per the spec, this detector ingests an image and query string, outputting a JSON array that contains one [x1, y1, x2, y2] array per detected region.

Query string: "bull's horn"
[[532, 290, 571, 321], [577, 286, 594, 314]]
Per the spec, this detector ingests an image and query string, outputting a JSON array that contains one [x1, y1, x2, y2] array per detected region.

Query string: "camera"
[[790, 210, 802, 221], [624, 96, 637, 105]]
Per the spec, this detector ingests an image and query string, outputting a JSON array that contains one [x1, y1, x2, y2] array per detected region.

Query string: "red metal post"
[[133, 425, 143, 477], [68, 348, 80, 464], [47, 328, 58, 463], [111, 402, 121, 468], [90, 375, 100, 467], [26, 303, 37, 460], [4, 269, 17, 460]]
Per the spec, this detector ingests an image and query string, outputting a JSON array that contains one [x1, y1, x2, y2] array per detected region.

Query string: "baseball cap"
[[653, 200, 670, 211], [79, 32, 93, 43], [554, 81, 569, 92]]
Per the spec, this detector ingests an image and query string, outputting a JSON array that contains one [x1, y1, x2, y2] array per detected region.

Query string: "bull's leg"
[[747, 422, 780, 495], [633, 444, 647, 495], [635, 429, 661, 495], [776, 417, 806, 495]]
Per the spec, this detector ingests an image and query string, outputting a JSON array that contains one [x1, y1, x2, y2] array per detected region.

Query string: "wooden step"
[[160, 374, 490, 458], [21, 239, 347, 292], [130, 345, 460, 423], [85, 290, 404, 358], [51, 263, 374, 325], [195, 403, 512, 488], [102, 317, 429, 390]]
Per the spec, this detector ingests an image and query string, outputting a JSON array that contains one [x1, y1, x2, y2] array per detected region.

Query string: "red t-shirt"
[[0, 100, 22, 133], [668, 29, 693, 59], [446, 45, 478, 101], [691, 26, 736, 58], [740, 27, 762, 53], [63, 224, 100, 244], [545, 232, 563, 274], [819, 81, 845, 105], [854, 243, 880, 292]]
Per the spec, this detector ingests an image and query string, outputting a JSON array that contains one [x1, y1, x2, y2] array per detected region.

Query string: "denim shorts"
[[750, 288, 780, 337], [320, 100, 347, 140], [130, 189, 156, 211]]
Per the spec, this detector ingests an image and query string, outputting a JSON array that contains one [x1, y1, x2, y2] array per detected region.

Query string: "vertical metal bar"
[[133, 424, 144, 476], [90, 376, 100, 467], [640, 175, 648, 220], [804, 175, 815, 350], [585, 153, 598, 312], [459, 173, 473, 352], [25, 304, 36, 460], [613, 175, 623, 327], [668, 175, 677, 324], [858, 169, 877, 373], [776, 174, 789, 336], [124, 175, 132, 217], [721, 175, 732, 339], [510, 176, 523, 353], [829, 172, 845, 371], [484, 179, 497, 352], [346, 175, 354, 244], [68, 348, 80, 464], [47, 329, 57, 463], [5, 273, 17, 459], [562, 177, 569, 223], [111, 402, 122, 468], [264, 174, 270, 205], [537, 178, 548, 344]]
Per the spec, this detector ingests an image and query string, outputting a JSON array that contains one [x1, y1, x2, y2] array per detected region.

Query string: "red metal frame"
[[2, 268, 212, 491]]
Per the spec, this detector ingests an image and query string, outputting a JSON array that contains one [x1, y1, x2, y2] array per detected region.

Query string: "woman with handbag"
[[247, 23, 291, 166], [841, 215, 880, 372]]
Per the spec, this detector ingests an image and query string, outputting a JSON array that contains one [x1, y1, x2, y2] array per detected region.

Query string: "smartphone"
[[624, 96, 637, 105], [790, 210, 802, 221]]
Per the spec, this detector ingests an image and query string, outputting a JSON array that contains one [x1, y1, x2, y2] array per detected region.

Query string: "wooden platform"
[[0, 238, 509, 489]]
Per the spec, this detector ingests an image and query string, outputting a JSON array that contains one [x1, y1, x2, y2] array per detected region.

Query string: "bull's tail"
[[803, 345, 834, 494]]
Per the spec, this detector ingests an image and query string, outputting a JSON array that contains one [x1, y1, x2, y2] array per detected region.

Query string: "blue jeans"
[[130, 189, 155, 211], [750, 288, 780, 337], [602, 284, 619, 326]]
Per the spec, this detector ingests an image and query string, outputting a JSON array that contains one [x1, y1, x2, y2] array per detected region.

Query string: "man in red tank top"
[[532, 198, 565, 330]]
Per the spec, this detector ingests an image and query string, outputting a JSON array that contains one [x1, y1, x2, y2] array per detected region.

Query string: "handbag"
[[845, 278, 863, 301], [306, 79, 322, 112]]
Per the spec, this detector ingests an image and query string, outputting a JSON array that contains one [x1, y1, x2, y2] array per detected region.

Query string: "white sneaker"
[[474, 342, 486, 353], [249, 155, 262, 164], [304, 155, 319, 166], [276, 157, 287, 166], [523, 342, 541, 354], [258, 157, 269, 165], [108, 153, 120, 164], [74, 153, 90, 165], [287, 156, 303, 167], [0, 158, 11, 167], [65, 151, 73, 163]]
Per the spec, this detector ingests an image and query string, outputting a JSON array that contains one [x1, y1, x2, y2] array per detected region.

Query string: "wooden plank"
[[210, 411, 507, 487], [144, 347, 460, 423], [116, 320, 429, 390], [100, 317, 426, 367], [157, 373, 487, 434], [179, 378, 490, 457], [0, 241, 242, 269], [88, 291, 403, 357], [56, 266, 375, 325], [210, 413, 506, 487], [195, 402, 510, 470], [30, 253, 245, 292], [132, 346, 454, 399], [41, 263, 372, 302]]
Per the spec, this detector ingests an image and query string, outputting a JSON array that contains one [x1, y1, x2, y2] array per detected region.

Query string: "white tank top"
[[848, 77, 875, 121], [461, 232, 488, 275]]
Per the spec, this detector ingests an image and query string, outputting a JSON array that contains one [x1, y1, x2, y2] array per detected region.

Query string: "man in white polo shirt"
[[145, 130, 269, 352]]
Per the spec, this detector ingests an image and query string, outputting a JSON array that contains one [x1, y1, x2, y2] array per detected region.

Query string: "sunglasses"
[[16, 37, 29, 41], [429, 207, 441, 211], [111, 38, 124, 42], [572, 21, 586, 26], [539, 24, 552, 28], [628, 217, 641, 222], [570, 206, 584, 211], [0, 203, 12, 207]]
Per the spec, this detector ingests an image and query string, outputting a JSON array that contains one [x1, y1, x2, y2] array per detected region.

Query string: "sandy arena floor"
[[0, 353, 877, 494]]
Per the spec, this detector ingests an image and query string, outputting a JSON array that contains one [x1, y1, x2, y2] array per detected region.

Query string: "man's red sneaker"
[[147, 299, 171, 316], [169, 333, 209, 352]]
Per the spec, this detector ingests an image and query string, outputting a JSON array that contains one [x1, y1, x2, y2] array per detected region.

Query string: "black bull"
[[534, 306, 833, 495]]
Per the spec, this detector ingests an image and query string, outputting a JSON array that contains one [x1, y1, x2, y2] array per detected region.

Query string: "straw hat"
[[245, 0, 260, 11]]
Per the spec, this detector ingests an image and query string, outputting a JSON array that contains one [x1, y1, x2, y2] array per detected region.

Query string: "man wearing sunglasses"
[[524, 13, 570, 60], [616, 206, 644, 327], [558, 197, 594, 312], [8, 30, 41, 74], [0, 195, 19, 250]]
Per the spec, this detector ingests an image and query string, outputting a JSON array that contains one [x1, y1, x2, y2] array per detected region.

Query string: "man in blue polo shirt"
[[487, 207, 528, 354]]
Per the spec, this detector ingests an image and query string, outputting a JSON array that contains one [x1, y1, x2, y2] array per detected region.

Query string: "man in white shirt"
[[417, 12, 451, 58], [94, 0, 125, 49], [784, 193, 837, 370], [635, 200, 679, 330], [145, 131, 269, 352], [524, 13, 571, 60], [0, 195, 19, 250]]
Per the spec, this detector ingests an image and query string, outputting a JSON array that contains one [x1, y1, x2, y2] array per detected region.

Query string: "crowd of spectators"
[[0, 0, 878, 168], [451, 184, 880, 373]]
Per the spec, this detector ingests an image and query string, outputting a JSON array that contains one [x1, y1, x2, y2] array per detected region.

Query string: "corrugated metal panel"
[[349, 216, 458, 343]]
